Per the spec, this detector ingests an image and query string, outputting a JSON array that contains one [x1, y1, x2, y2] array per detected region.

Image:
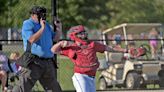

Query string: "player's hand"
[[61, 40, 72, 48], [40, 18, 45, 29]]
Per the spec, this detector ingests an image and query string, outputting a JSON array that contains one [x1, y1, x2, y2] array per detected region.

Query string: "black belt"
[[33, 54, 53, 61]]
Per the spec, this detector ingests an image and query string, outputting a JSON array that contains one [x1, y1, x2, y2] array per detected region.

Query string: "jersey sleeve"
[[60, 47, 76, 59], [22, 20, 34, 40], [94, 42, 106, 53]]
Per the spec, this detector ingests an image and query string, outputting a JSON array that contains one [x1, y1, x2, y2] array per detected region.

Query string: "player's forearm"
[[106, 46, 127, 52], [29, 27, 44, 43], [51, 41, 65, 54]]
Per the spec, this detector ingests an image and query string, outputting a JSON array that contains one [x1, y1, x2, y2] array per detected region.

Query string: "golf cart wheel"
[[140, 77, 147, 89], [159, 71, 164, 88], [126, 73, 141, 89], [99, 77, 107, 90], [159, 77, 164, 88]]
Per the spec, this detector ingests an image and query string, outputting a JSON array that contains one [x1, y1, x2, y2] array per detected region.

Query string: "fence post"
[[8, 28, 11, 44], [0, 44, 2, 50]]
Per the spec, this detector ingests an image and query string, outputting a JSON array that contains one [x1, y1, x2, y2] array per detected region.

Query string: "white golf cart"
[[99, 23, 164, 90]]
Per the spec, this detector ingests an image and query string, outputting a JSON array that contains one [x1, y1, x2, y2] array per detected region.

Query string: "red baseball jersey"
[[60, 42, 106, 76]]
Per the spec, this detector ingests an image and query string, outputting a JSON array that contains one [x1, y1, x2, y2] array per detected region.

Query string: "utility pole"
[[51, 0, 58, 79]]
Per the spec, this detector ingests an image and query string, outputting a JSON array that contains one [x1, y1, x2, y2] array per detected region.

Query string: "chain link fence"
[[0, 40, 104, 91], [2, 1, 164, 91], [0, 1, 102, 91]]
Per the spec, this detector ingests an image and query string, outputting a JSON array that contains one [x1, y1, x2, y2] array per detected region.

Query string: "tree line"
[[0, 0, 164, 35]]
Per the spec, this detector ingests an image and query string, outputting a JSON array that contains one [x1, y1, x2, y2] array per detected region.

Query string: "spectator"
[[9, 52, 21, 74], [113, 33, 122, 45], [0, 51, 10, 92], [51, 25, 124, 92], [10, 52, 20, 60], [12, 6, 62, 92], [112, 34, 126, 52], [0, 51, 22, 92], [149, 28, 158, 59]]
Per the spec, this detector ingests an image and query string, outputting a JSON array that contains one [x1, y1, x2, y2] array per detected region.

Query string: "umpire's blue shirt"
[[22, 18, 55, 58]]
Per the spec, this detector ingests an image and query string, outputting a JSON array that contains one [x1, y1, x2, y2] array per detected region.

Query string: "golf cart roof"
[[102, 23, 162, 35]]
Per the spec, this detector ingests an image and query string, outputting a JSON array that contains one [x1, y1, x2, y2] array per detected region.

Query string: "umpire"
[[12, 6, 62, 92]]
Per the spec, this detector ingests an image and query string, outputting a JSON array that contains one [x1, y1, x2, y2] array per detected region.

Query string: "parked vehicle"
[[99, 23, 164, 90]]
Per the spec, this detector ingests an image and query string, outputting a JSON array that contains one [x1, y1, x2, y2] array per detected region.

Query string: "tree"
[[1, 0, 164, 34], [0, 0, 8, 27], [0, 0, 19, 27], [106, 0, 164, 27], [58, 0, 112, 35], [8, 0, 52, 27], [0, 1, 8, 15]]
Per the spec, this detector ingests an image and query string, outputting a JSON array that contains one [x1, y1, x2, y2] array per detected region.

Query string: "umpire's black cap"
[[29, 6, 46, 15]]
